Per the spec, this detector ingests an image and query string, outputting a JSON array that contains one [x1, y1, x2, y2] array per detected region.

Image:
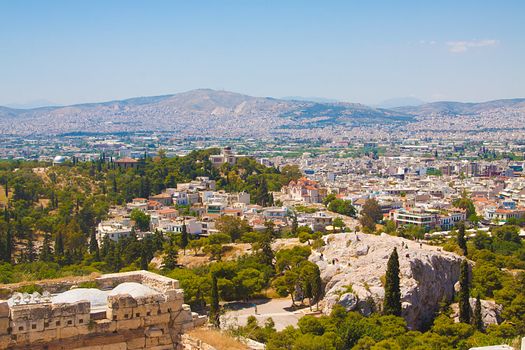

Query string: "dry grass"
[[0, 185, 10, 206], [176, 253, 211, 268], [187, 328, 249, 350], [0, 272, 101, 289]]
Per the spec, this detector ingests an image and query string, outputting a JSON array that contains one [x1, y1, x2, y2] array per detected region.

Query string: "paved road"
[[220, 298, 310, 331]]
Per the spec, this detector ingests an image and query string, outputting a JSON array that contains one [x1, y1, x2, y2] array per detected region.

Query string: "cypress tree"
[[383, 247, 402, 316], [210, 272, 220, 328], [55, 231, 65, 257], [291, 214, 298, 236], [140, 244, 149, 271], [5, 226, 12, 263], [112, 176, 118, 193], [162, 242, 178, 270], [457, 221, 468, 256], [459, 259, 471, 324], [26, 232, 36, 263], [40, 232, 53, 262], [181, 224, 188, 254], [473, 293, 483, 331], [89, 228, 100, 261]]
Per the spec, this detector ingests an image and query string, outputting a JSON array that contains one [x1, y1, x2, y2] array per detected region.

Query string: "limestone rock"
[[337, 293, 359, 311], [450, 298, 502, 327], [312, 232, 464, 329]]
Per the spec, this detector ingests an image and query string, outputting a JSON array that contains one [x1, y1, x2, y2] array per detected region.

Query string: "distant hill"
[[394, 98, 525, 115], [0, 89, 412, 136], [1, 90, 523, 136], [377, 97, 425, 109], [4, 99, 59, 109], [281, 96, 340, 103]]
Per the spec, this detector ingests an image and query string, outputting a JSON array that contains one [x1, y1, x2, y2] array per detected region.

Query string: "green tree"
[[215, 216, 251, 241], [453, 190, 476, 218], [291, 214, 298, 236], [328, 199, 356, 217], [299, 261, 323, 310], [140, 240, 149, 271], [89, 228, 99, 259], [210, 271, 220, 328], [473, 293, 483, 331], [332, 217, 345, 232], [459, 260, 471, 324], [162, 241, 178, 270], [457, 221, 468, 256], [130, 209, 151, 231], [40, 232, 53, 262], [54, 231, 65, 260], [360, 198, 383, 232], [383, 248, 401, 316], [181, 223, 189, 254]]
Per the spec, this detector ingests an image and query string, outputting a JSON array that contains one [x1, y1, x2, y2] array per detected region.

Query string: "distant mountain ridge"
[[0, 89, 523, 136], [377, 97, 425, 109], [394, 98, 525, 115], [0, 89, 411, 136]]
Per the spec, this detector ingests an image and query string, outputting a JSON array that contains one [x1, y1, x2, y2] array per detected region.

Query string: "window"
[[113, 316, 117, 321], [78, 319, 83, 324], [18, 326, 23, 331], [135, 313, 140, 317], [146, 311, 151, 316], [32, 324, 37, 329], [124, 314, 129, 319], [56, 321, 61, 326], [67, 320, 72, 325]]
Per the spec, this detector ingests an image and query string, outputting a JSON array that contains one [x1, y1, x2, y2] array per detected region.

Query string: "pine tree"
[[474, 293, 483, 331], [459, 259, 471, 324], [181, 224, 188, 254], [210, 272, 220, 328], [383, 247, 401, 316], [457, 221, 468, 256]]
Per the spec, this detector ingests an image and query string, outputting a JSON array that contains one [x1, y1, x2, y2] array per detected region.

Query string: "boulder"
[[450, 298, 502, 327], [338, 293, 359, 311], [312, 232, 464, 330]]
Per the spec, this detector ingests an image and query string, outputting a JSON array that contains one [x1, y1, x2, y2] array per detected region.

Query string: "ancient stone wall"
[[0, 271, 206, 350]]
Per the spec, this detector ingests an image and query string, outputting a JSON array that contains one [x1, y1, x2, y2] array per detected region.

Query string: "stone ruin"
[[0, 270, 206, 350]]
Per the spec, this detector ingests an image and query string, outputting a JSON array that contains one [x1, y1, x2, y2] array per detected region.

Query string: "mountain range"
[[0, 89, 523, 136]]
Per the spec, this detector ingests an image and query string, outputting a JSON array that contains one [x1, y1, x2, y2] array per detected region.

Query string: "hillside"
[[394, 98, 525, 116], [0, 89, 410, 136], [2, 91, 524, 136], [395, 98, 525, 134]]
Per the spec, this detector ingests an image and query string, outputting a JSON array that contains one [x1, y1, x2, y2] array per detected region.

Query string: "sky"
[[1, 0, 524, 107]]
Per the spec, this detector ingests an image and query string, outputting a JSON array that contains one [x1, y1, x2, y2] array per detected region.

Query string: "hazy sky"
[[1, 0, 524, 106]]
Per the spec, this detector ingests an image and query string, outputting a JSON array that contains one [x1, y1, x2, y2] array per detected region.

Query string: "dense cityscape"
[[1, 1, 525, 350]]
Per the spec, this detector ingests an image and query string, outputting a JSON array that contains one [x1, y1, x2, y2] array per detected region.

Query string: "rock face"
[[450, 298, 502, 327], [311, 232, 464, 329]]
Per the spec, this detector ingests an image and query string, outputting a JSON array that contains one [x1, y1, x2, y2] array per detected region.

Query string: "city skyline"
[[1, 0, 524, 106]]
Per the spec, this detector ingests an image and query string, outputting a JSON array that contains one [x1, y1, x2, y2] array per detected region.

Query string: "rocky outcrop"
[[311, 232, 464, 329], [450, 298, 502, 327]]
